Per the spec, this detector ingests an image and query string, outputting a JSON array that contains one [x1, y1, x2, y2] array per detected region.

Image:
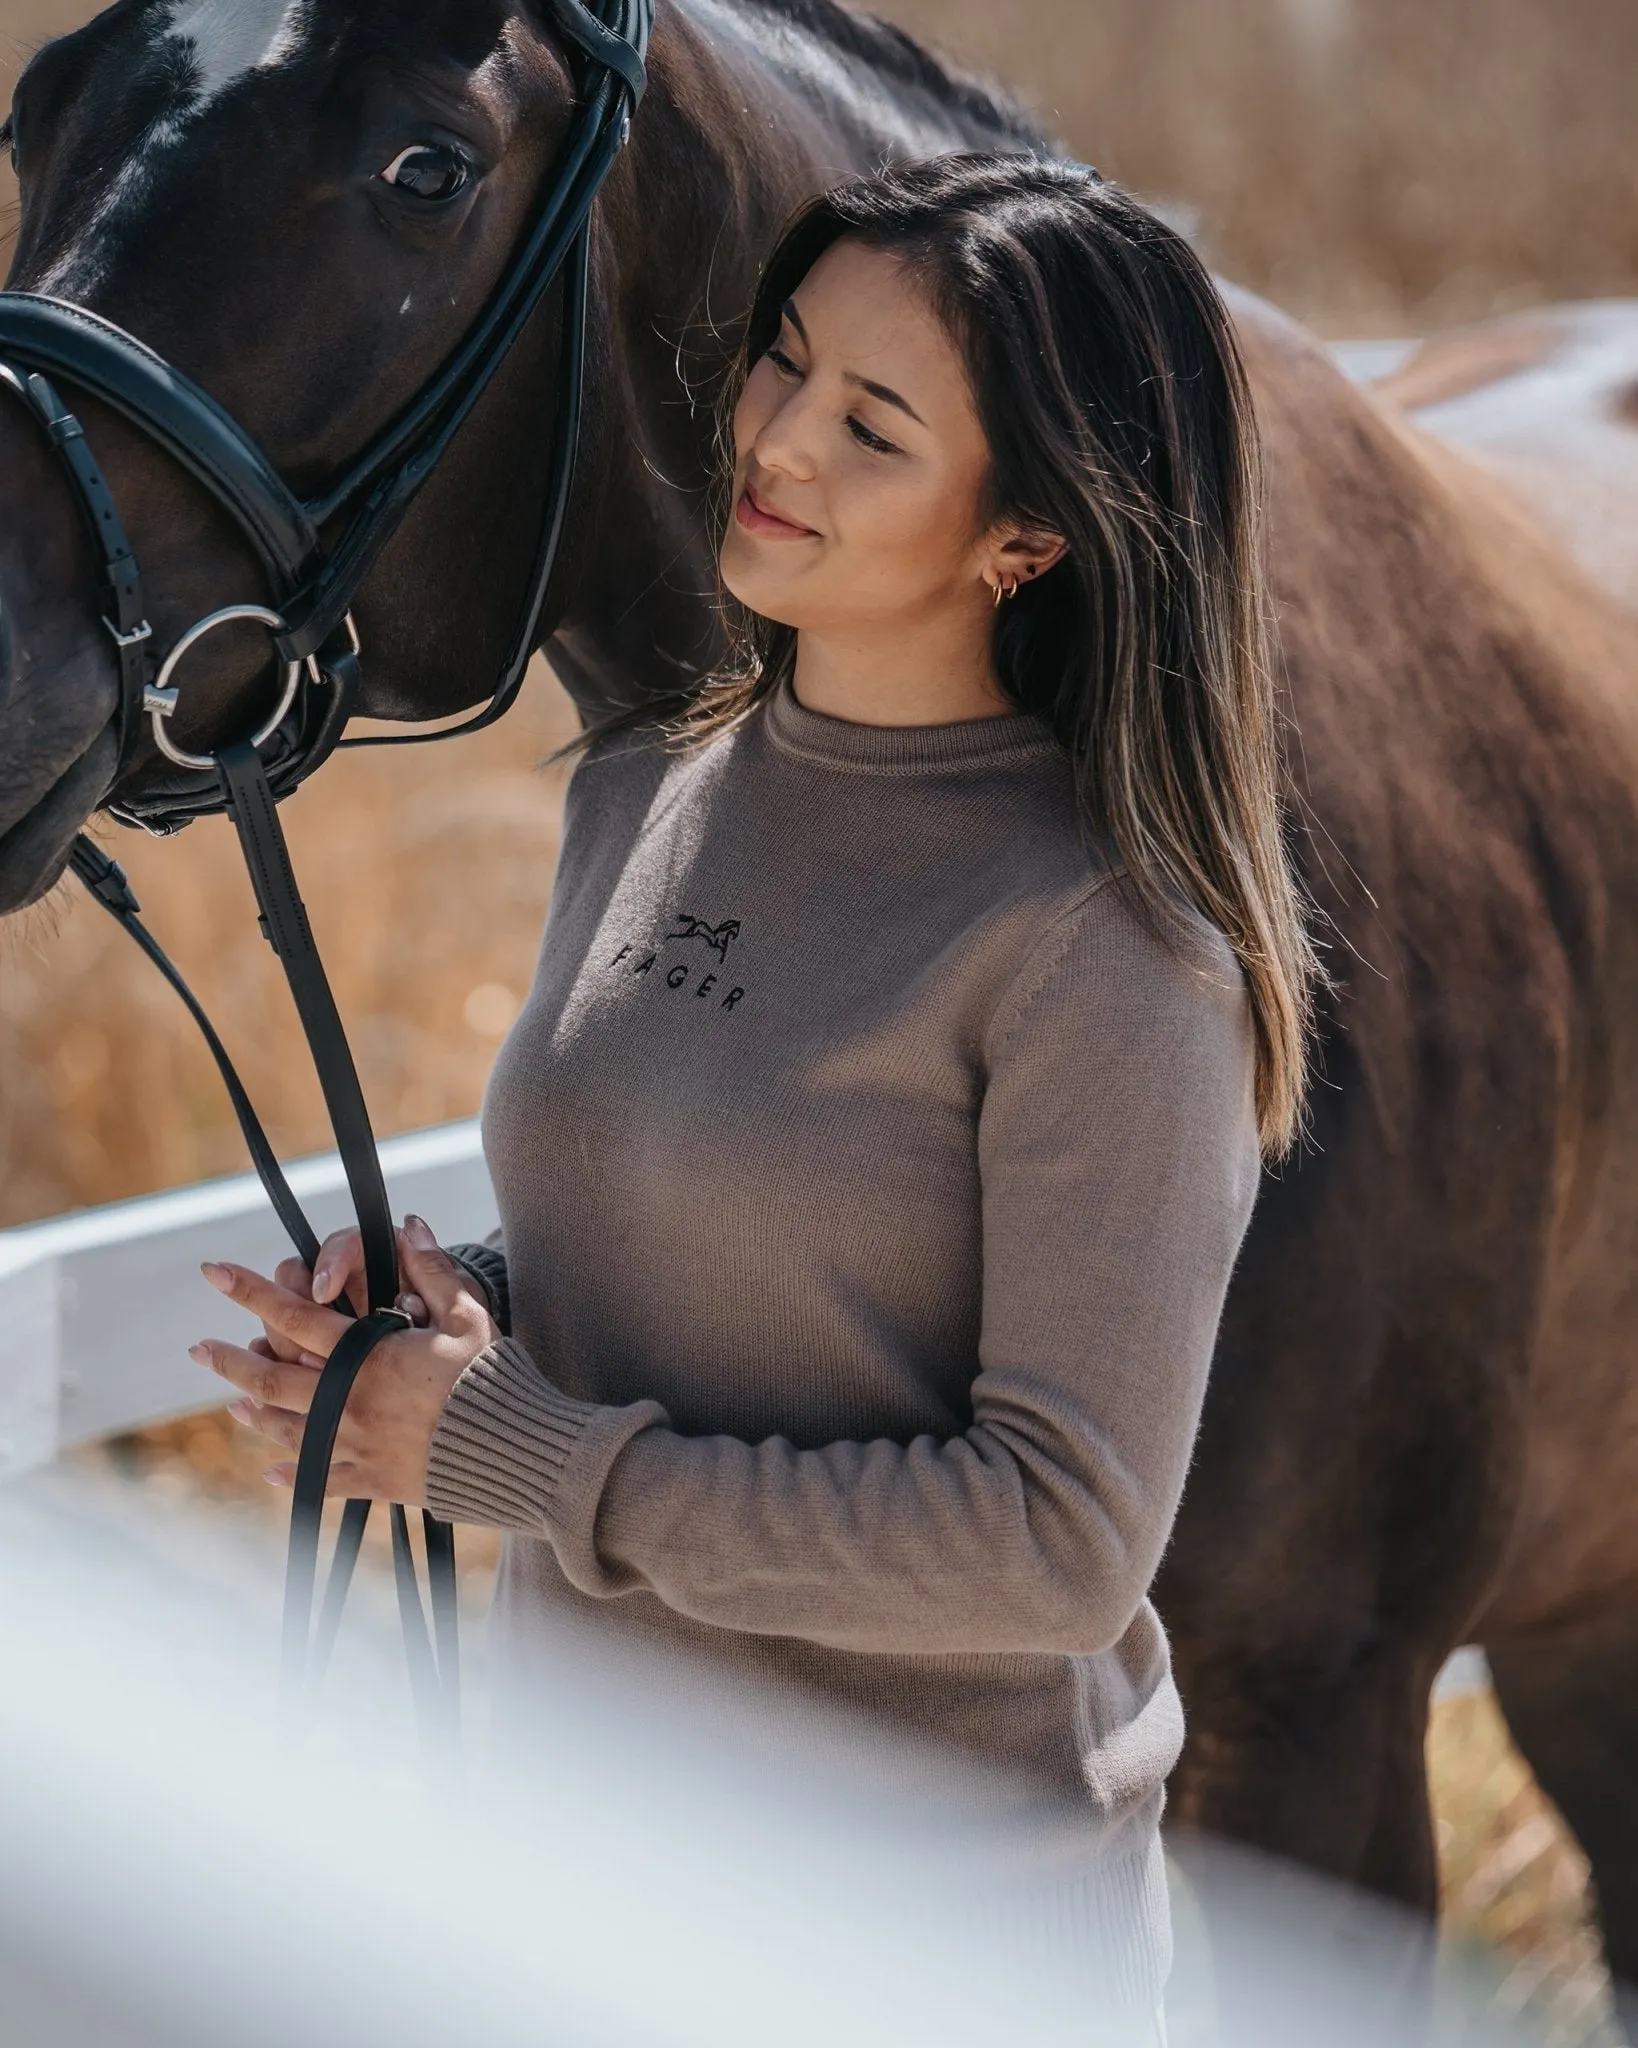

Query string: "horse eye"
[[380, 143, 470, 202]]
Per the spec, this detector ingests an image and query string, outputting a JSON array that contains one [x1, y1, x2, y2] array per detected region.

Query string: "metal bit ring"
[[142, 604, 304, 771]]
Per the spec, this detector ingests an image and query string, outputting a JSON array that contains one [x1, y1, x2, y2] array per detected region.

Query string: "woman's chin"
[[718, 557, 805, 630]]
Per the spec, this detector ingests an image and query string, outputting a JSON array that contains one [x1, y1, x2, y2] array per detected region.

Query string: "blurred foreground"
[[0, 1466, 1614, 2048], [78, 1410, 1628, 2048]]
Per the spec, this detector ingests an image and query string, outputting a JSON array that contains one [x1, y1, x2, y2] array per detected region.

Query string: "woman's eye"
[[380, 143, 470, 202], [847, 416, 900, 456], [765, 345, 801, 377]]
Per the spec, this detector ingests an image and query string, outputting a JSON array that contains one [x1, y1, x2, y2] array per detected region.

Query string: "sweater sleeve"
[[425, 884, 1261, 1656], [447, 1229, 510, 1336]]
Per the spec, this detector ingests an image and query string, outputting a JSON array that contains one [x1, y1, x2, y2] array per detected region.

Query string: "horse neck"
[[628, 0, 1043, 335]]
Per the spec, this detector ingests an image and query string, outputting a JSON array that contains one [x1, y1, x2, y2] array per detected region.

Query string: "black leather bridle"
[[0, 0, 652, 1745]]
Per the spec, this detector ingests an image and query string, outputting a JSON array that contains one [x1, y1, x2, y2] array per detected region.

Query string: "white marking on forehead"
[[35, 0, 311, 290], [162, 0, 310, 111]]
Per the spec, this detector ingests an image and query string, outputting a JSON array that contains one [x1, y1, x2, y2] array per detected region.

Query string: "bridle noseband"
[[0, 0, 648, 831], [0, 0, 652, 1747]]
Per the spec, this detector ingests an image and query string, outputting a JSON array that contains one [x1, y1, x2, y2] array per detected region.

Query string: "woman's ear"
[[983, 523, 1068, 597]]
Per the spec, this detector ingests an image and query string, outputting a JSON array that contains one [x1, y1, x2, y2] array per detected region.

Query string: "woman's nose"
[[751, 392, 821, 482]]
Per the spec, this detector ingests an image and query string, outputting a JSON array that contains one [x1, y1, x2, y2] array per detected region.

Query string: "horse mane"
[[734, 0, 1050, 147]]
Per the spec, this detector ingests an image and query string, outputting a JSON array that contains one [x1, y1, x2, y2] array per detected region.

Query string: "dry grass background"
[[1, 678, 577, 1221], [884, 0, 1638, 336], [5, 0, 1638, 2040]]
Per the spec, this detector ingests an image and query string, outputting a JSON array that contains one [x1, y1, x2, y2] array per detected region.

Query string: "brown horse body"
[[4, 0, 1638, 1987], [1165, 298, 1638, 1953]]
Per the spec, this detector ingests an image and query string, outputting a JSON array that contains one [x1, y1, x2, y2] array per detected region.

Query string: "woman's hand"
[[189, 1215, 499, 1503]]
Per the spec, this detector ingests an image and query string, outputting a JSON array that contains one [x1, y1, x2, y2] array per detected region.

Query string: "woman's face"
[[719, 238, 1009, 635]]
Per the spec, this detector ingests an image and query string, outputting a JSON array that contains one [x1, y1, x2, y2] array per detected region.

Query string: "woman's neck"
[[791, 616, 1012, 727]]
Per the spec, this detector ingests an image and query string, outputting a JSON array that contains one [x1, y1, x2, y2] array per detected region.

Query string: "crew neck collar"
[[760, 673, 1058, 775]]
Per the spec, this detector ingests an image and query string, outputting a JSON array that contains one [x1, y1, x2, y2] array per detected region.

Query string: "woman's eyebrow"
[[844, 372, 925, 428], [780, 297, 927, 429]]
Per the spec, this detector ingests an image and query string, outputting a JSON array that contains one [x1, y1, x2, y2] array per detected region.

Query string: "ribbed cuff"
[[425, 1338, 666, 1590], [447, 1242, 510, 1334]]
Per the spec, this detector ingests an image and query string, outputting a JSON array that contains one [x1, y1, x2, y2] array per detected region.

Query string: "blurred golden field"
[[1, 673, 577, 1221], [4, 0, 1638, 2039], [886, 0, 1638, 336]]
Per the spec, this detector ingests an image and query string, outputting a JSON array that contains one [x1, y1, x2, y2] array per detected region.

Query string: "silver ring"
[[143, 604, 304, 772]]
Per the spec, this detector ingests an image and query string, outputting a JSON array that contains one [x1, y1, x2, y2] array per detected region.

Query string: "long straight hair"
[[617, 154, 1319, 1154]]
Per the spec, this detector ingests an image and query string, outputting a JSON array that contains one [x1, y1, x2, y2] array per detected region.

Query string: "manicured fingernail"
[[201, 1262, 234, 1294], [188, 1341, 211, 1365], [299, 1352, 325, 1370], [404, 1214, 435, 1249], [398, 1293, 427, 1323], [262, 1468, 288, 1488], [227, 1399, 253, 1425], [312, 1265, 332, 1300]]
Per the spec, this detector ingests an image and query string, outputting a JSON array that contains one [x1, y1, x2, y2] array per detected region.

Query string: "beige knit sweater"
[[428, 677, 1259, 2002]]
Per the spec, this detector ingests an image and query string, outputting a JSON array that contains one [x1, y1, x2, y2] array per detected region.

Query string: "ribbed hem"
[[426, 1340, 666, 1590], [761, 672, 1057, 776], [447, 1242, 510, 1334], [426, 1339, 595, 1530]]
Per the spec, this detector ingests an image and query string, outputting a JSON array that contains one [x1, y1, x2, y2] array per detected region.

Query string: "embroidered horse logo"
[[666, 913, 741, 961]]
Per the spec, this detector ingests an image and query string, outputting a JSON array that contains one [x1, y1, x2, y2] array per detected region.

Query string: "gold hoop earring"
[[992, 581, 1005, 609]]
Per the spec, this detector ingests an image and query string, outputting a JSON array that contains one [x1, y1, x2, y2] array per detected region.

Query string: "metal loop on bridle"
[[143, 604, 311, 770]]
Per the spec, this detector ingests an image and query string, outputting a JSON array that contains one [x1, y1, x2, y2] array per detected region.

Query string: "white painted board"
[[0, 1118, 494, 1476]]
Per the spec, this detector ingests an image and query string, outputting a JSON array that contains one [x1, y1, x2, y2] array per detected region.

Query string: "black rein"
[[0, 0, 652, 1748]]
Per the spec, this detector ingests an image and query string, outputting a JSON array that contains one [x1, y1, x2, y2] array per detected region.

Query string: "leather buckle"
[[103, 614, 153, 651]]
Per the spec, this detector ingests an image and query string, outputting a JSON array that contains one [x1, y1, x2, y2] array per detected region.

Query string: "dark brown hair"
[[631, 153, 1318, 1152]]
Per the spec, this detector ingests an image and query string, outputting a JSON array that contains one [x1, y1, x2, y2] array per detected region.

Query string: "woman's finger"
[[262, 1459, 366, 1494], [274, 1255, 315, 1298], [227, 1398, 305, 1451], [311, 1229, 367, 1309], [190, 1337, 321, 1414], [200, 1262, 350, 1356], [231, 1398, 374, 1477], [396, 1215, 476, 1324], [259, 1261, 317, 1362]]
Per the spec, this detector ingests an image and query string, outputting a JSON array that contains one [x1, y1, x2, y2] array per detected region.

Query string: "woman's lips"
[[735, 479, 819, 539]]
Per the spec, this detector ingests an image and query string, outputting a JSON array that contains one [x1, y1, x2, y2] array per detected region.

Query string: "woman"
[[193, 155, 1316, 2029]]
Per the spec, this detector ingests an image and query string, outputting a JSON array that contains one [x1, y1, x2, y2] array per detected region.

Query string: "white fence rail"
[[0, 1118, 495, 1480]]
